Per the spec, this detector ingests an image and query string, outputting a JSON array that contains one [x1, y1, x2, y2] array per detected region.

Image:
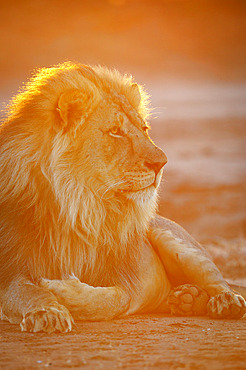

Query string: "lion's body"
[[0, 63, 245, 332]]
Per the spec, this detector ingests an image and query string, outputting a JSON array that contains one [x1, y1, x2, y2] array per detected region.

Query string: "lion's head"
[[0, 63, 167, 285]]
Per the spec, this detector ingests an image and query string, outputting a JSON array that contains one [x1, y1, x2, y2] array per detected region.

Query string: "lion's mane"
[[0, 63, 156, 293]]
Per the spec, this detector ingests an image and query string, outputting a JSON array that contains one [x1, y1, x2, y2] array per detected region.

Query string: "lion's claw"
[[168, 284, 210, 316], [20, 305, 73, 333], [207, 291, 246, 319]]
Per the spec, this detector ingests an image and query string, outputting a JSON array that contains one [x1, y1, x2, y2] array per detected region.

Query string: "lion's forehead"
[[95, 96, 146, 133]]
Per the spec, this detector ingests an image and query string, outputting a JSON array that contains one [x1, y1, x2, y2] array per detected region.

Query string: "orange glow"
[[0, 2, 246, 368]]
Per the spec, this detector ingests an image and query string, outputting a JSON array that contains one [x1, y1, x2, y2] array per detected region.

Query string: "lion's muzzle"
[[144, 145, 167, 176]]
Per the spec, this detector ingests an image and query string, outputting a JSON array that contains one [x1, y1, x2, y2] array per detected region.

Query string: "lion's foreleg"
[[149, 216, 246, 319], [149, 216, 230, 295], [40, 276, 130, 321], [1, 276, 73, 332]]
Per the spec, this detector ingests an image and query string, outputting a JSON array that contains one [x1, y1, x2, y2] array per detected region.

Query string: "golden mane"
[[0, 63, 155, 293]]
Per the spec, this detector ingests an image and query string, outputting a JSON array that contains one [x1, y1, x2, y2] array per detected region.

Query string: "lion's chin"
[[118, 184, 157, 202], [117, 183, 154, 195]]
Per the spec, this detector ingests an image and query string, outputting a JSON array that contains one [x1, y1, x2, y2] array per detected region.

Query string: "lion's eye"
[[109, 126, 124, 138]]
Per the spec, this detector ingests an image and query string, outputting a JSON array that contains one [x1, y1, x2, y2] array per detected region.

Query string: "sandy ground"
[[152, 116, 246, 241], [1, 315, 246, 370]]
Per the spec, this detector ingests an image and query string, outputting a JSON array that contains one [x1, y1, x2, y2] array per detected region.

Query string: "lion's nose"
[[144, 156, 167, 175]]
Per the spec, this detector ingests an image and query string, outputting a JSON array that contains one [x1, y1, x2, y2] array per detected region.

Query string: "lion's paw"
[[168, 284, 210, 316], [207, 291, 246, 319], [20, 304, 73, 333]]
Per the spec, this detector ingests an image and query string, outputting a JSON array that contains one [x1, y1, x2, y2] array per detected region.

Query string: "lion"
[[0, 62, 245, 333]]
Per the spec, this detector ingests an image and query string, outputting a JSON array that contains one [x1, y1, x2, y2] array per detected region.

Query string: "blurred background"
[[0, 0, 246, 278]]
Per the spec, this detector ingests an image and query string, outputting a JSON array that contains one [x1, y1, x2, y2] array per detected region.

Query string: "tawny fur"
[[0, 63, 156, 293]]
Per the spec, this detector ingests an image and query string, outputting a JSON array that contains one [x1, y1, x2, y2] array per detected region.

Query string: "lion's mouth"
[[116, 168, 163, 195], [118, 170, 163, 194], [117, 182, 156, 194]]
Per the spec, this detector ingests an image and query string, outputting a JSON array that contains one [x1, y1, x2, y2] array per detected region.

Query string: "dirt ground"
[[1, 315, 246, 370]]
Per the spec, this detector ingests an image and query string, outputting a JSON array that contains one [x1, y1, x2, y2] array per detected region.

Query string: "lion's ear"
[[56, 89, 92, 131], [130, 83, 141, 107]]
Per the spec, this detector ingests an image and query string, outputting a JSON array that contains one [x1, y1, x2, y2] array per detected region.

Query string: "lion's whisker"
[[100, 178, 127, 199]]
